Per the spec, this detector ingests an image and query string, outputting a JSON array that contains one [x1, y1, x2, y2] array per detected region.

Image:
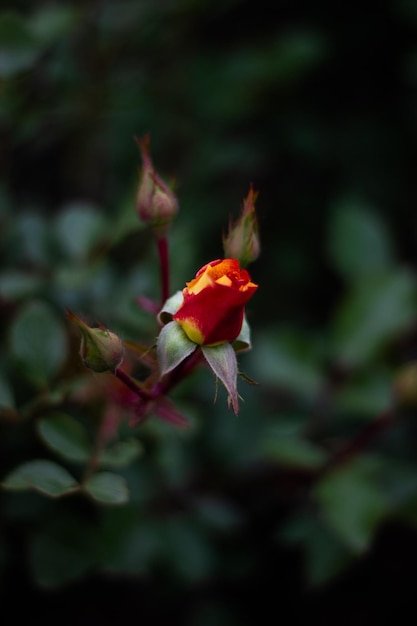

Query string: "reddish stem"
[[322, 408, 395, 473], [114, 367, 150, 401], [150, 348, 203, 399], [113, 349, 203, 408]]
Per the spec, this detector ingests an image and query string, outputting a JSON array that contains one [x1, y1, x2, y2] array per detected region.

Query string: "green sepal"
[[202, 342, 239, 414], [157, 291, 184, 325], [157, 321, 197, 377]]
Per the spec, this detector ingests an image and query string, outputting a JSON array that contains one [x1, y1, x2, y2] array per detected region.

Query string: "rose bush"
[[173, 258, 258, 346]]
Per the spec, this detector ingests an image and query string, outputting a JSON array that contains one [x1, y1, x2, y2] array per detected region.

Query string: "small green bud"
[[68, 311, 124, 373], [135, 135, 178, 238], [223, 185, 260, 267]]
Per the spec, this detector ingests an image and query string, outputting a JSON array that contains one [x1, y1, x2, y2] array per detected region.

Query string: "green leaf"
[[98, 508, 159, 575], [261, 434, 327, 469], [30, 4, 79, 44], [83, 472, 129, 505], [99, 439, 143, 468], [107, 189, 145, 246], [193, 497, 242, 531], [54, 203, 107, 263], [9, 301, 68, 386], [314, 457, 389, 552], [37, 413, 91, 463], [202, 342, 239, 414], [161, 518, 215, 582], [336, 371, 393, 420], [11, 212, 50, 266], [154, 430, 191, 486], [327, 200, 393, 280], [2, 460, 78, 497], [331, 270, 417, 368], [0, 271, 44, 301], [0, 12, 41, 77], [280, 515, 354, 587], [250, 330, 324, 399], [157, 321, 197, 376]]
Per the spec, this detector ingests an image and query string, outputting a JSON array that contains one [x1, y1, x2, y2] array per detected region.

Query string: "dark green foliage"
[[2, 1, 417, 623]]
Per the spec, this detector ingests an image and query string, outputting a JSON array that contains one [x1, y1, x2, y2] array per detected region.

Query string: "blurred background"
[[2, 0, 417, 623]]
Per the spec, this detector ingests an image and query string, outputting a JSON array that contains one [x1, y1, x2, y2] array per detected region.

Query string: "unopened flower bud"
[[68, 311, 124, 373], [223, 185, 260, 267], [135, 135, 178, 238]]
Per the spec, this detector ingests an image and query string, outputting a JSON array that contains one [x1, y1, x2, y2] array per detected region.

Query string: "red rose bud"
[[223, 185, 260, 267], [173, 258, 258, 346], [135, 134, 178, 238], [68, 311, 124, 373]]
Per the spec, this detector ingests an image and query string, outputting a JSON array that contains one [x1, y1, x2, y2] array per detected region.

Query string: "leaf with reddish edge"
[[155, 396, 189, 427], [128, 395, 189, 428], [201, 343, 239, 414]]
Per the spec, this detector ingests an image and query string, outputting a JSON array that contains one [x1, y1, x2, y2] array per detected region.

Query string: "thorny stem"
[[157, 236, 170, 304], [112, 348, 203, 415], [114, 367, 150, 401]]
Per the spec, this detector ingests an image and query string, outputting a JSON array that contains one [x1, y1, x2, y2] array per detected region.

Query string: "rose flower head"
[[135, 134, 178, 238], [173, 258, 258, 346], [157, 259, 258, 414], [223, 184, 260, 267]]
